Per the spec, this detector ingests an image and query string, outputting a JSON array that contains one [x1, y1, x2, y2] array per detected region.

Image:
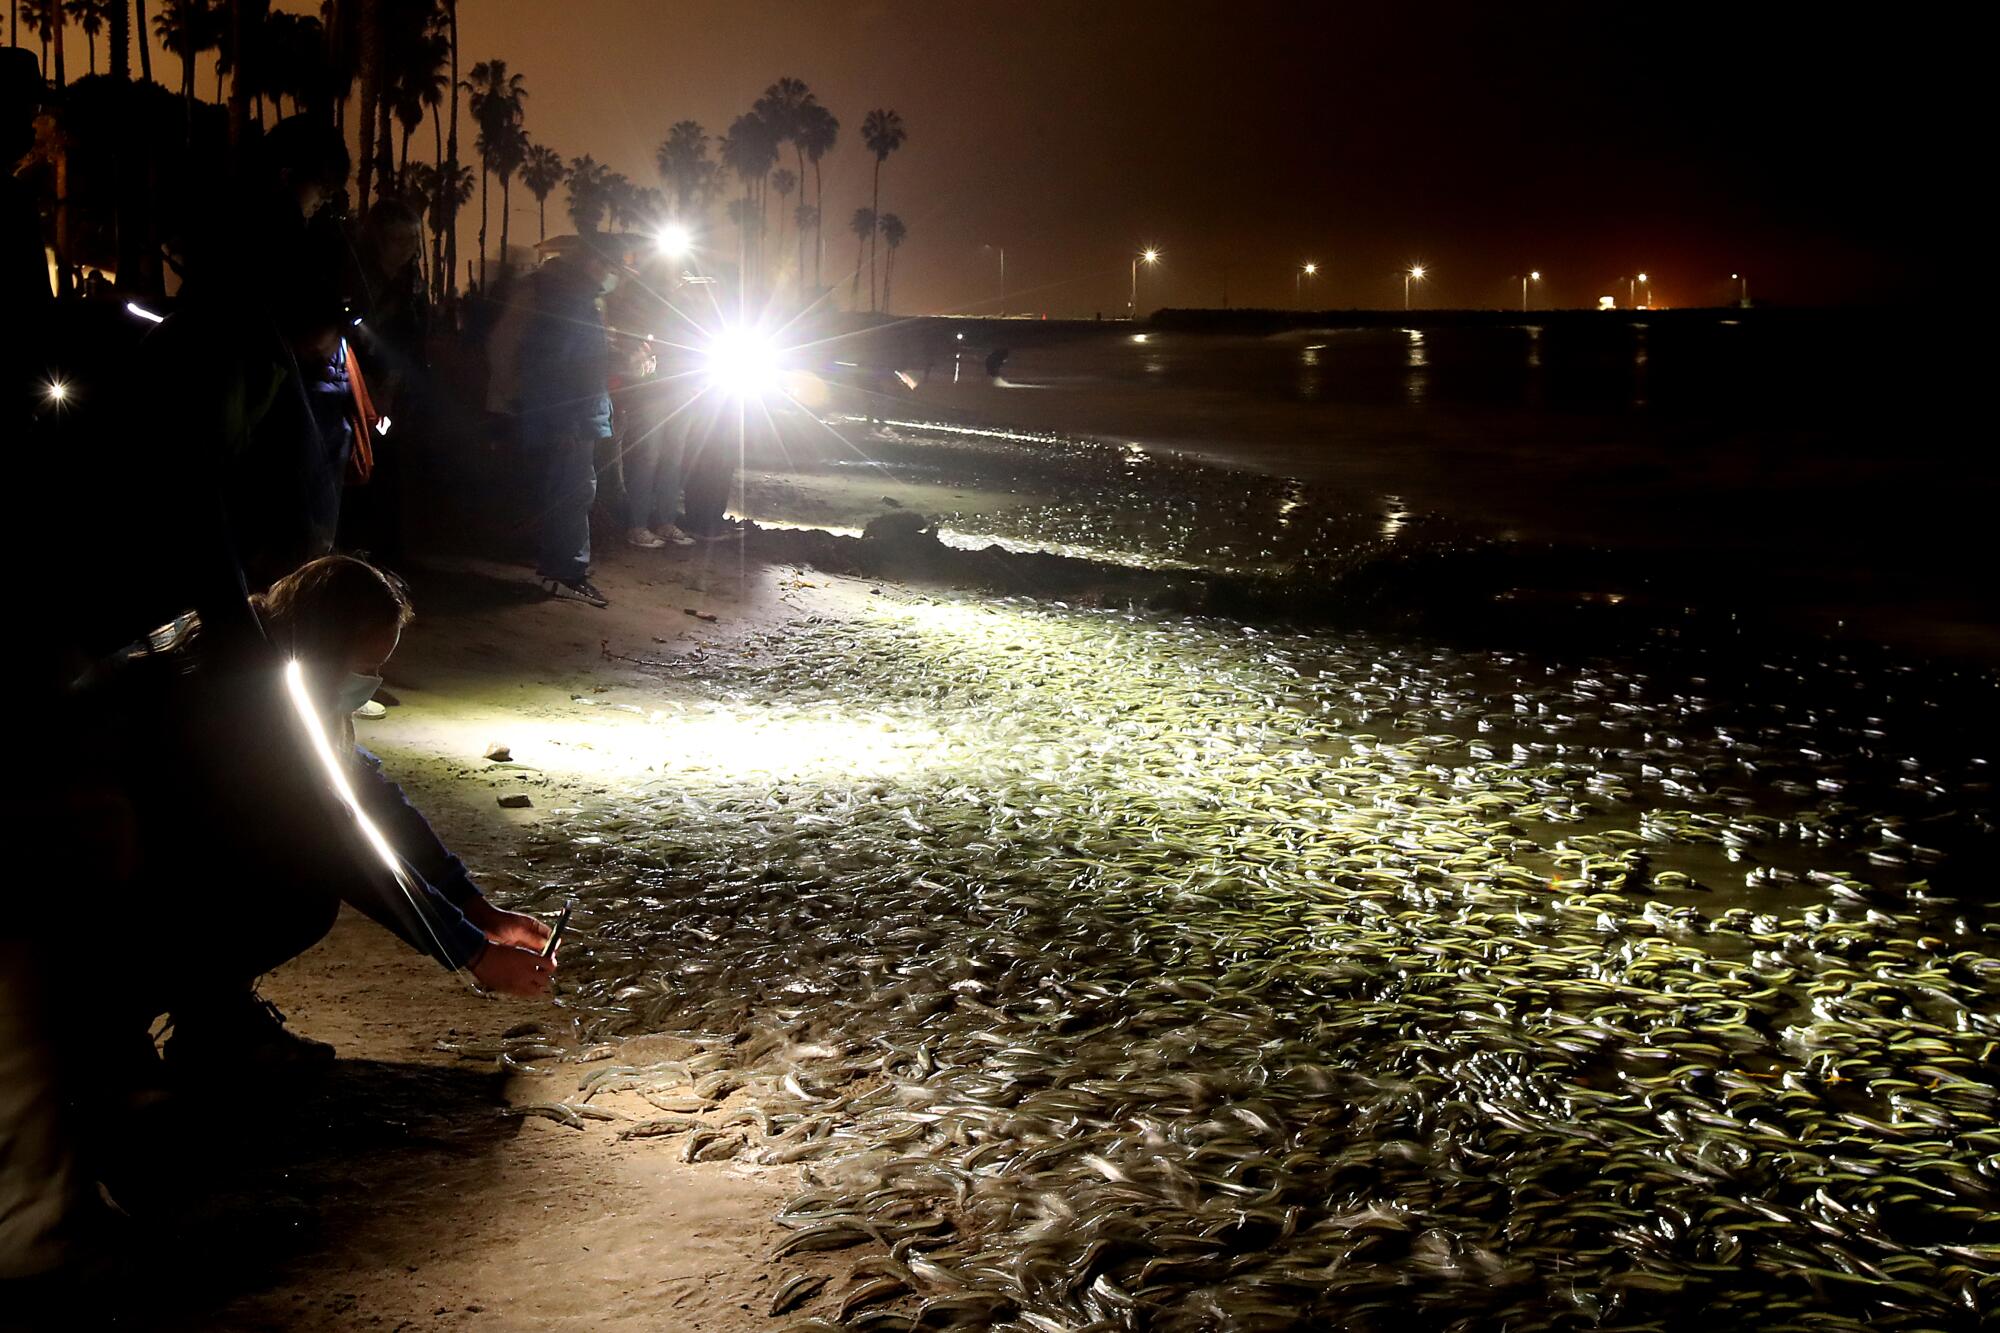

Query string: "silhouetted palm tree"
[[463, 56, 525, 286], [719, 110, 777, 284], [879, 212, 906, 313], [757, 76, 817, 293], [771, 166, 796, 281], [848, 206, 874, 309], [520, 142, 563, 241], [605, 172, 641, 233], [860, 108, 906, 313], [66, 0, 106, 74], [565, 153, 609, 233], [20, 0, 55, 78], [388, 24, 447, 174], [491, 120, 526, 274], [152, 0, 213, 116], [107, 0, 128, 79], [654, 119, 709, 220], [796, 101, 837, 291], [132, 0, 150, 81]]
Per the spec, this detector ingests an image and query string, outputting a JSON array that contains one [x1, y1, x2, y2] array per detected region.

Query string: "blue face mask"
[[335, 672, 383, 715]]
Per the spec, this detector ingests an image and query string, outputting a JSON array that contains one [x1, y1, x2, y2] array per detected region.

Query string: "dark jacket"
[[516, 258, 613, 442]]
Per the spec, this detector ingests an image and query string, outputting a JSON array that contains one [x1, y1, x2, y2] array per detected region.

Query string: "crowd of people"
[[2, 42, 747, 1292]]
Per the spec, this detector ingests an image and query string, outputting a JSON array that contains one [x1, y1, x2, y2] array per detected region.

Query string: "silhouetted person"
[[0, 47, 47, 325], [85, 555, 558, 1076], [342, 199, 430, 565], [517, 236, 621, 606]]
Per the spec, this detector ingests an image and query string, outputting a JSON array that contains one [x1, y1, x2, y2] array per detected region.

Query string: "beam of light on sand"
[[729, 514, 1203, 572], [285, 660, 472, 982]]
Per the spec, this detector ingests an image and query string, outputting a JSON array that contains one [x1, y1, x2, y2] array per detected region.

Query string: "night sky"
[[108, 1, 1963, 312]]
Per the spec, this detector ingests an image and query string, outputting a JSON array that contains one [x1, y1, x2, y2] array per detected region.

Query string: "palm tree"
[[718, 110, 777, 285], [757, 76, 817, 292], [605, 172, 641, 233], [132, 0, 151, 81], [20, 0, 54, 78], [490, 119, 526, 275], [848, 206, 874, 309], [463, 57, 525, 287], [879, 213, 906, 314], [151, 0, 212, 116], [66, 0, 106, 74], [428, 158, 474, 294], [441, 0, 459, 304], [388, 26, 447, 175], [770, 166, 796, 282], [565, 153, 609, 233], [107, 0, 127, 79], [520, 142, 563, 241], [796, 101, 837, 291], [860, 108, 906, 313], [654, 119, 709, 219]]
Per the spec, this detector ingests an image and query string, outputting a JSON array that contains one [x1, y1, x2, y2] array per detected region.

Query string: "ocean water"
[[801, 314, 1993, 659]]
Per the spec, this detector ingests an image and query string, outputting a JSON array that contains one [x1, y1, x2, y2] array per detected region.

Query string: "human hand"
[[466, 899, 554, 952], [469, 942, 556, 997]]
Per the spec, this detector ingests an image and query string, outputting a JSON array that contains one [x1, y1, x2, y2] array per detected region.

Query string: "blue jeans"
[[622, 409, 687, 533], [536, 434, 598, 582]]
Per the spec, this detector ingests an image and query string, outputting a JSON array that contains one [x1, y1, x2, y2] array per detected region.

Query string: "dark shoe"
[[162, 993, 335, 1075], [540, 576, 609, 607]]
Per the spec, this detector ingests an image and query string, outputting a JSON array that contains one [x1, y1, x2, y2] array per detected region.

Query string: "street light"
[[1130, 248, 1159, 319], [1629, 272, 1649, 309], [1732, 272, 1747, 306], [1297, 261, 1318, 308], [1404, 264, 1426, 311], [1522, 270, 1541, 312]]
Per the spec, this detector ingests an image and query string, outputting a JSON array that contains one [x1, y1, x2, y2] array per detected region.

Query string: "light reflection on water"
[[1381, 494, 1411, 540], [1404, 328, 1428, 405]]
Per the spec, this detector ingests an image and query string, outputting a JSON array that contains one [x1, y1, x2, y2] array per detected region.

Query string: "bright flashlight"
[[126, 301, 165, 324], [43, 378, 68, 404], [702, 327, 782, 399], [656, 223, 693, 259]]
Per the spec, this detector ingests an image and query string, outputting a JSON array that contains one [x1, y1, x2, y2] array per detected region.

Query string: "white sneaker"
[[352, 700, 388, 720], [660, 524, 697, 547], [627, 528, 667, 550]]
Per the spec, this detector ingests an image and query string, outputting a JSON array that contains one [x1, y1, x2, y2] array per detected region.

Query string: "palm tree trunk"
[[355, 0, 381, 211], [851, 231, 864, 306], [812, 160, 824, 291], [50, 2, 63, 87], [109, 0, 128, 80], [537, 195, 545, 242], [88, 35, 97, 75], [134, 0, 150, 81], [883, 248, 893, 315], [869, 157, 881, 313], [498, 172, 511, 279], [794, 145, 806, 298], [443, 0, 458, 310], [476, 163, 487, 289]]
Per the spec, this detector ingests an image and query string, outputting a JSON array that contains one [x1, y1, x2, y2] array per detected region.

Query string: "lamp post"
[[1628, 272, 1649, 309], [1297, 261, 1318, 308], [1732, 272, 1747, 307], [1522, 270, 1541, 312], [1130, 248, 1159, 319], [1404, 264, 1426, 311]]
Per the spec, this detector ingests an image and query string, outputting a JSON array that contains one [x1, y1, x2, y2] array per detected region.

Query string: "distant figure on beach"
[[517, 236, 621, 607]]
